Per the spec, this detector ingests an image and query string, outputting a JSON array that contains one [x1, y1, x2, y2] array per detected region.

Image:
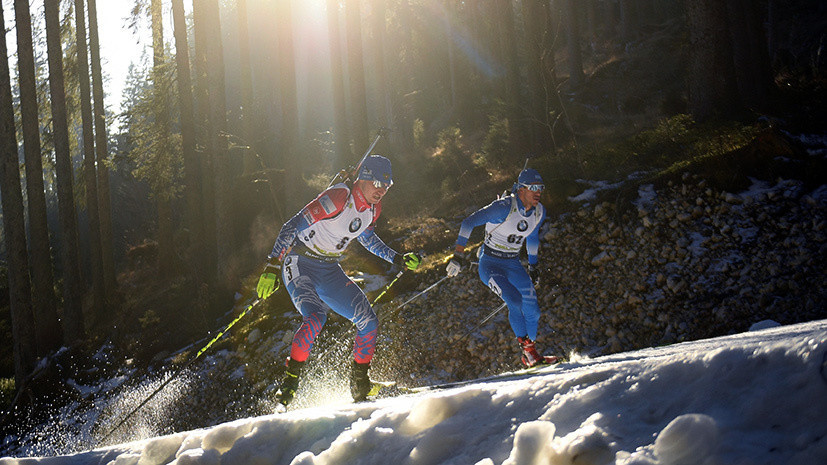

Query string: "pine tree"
[[45, 0, 85, 342], [1, 1, 38, 386], [87, 0, 117, 306], [14, 0, 62, 354]]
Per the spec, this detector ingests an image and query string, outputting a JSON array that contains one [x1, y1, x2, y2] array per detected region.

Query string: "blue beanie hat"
[[518, 168, 543, 185], [356, 155, 393, 186]]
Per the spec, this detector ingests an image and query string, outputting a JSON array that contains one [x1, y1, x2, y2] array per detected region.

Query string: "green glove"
[[395, 252, 422, 271], [256, 263, 281, 299]]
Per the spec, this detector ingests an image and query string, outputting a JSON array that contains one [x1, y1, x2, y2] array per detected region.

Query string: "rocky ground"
[[368, 130, 827, 387]]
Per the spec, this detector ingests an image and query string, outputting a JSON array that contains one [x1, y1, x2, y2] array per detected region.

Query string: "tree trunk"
[[74, 0, 105, 319], [767, 0, 779, 66], [172, 0, 203, 273], [150, 0, 175, 279], [445, 0, 470, 125], [45, 0, 85, 342], [327, 0, 351, 167], [193, 0, 218, 285], [345, 0, 369, 153], [686, 0, 740, 121], [562, 0, 584, 89], [620, 0, 639, 44], [276, 0, 299, 209], [493, 0, 527, 153], [13, 0, 62, 355], [369, 0, 394, 148], [237, 0, 263, 201], [203, 0, 232, 282], [1, 1, 38, 387], [725, 0, 774, 111], [87, 0, 117, 306], [521, 0, 558, 152], [237, 0, 254, 147]]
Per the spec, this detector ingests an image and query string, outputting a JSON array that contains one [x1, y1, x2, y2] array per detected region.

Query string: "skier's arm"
[[525, 208, 546, 266], [455, 199, 511, 248], [268, 212, 306, 262], [357, 227, 397, 264]]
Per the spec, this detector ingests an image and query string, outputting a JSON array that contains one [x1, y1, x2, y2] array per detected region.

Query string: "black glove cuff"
[[452, 252, 467, 267]]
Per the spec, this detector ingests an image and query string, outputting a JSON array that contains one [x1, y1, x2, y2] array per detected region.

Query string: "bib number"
[[507, 234, 524, 244], [487, 277, 502, 298], [283, 256, 300, 286], [336, 237, 350, 250]]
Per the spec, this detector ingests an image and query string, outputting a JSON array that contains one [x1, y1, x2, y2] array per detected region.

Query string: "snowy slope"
[[2, 319, 826, 465]]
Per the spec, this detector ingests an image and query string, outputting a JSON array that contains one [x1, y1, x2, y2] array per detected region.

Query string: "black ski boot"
[[277, 357, 304, 407], [350, 360, 371, 402]]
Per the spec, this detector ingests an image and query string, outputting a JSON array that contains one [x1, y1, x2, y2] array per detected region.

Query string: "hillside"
[[1, 122, 825, 457]]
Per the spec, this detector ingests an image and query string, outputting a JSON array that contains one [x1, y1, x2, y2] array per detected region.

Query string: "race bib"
[[283, 255, 300, 286]]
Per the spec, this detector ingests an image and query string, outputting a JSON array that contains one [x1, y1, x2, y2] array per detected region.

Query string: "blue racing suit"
[[269, 183, 399, 364], [456, 194, 546, 340]]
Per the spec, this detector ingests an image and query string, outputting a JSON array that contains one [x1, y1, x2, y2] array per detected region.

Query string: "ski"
[[400, 358, 564, 394], [366, 379, 398, 399], [522, 354, 561, 367]]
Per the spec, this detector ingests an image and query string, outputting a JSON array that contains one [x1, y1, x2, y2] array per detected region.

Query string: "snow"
[[569, 173, 650, 204], [2, 320, 826, 465]]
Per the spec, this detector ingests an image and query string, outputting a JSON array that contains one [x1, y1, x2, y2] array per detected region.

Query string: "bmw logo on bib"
[[517, 220, 528, 232], [349, 218, 362, 233]]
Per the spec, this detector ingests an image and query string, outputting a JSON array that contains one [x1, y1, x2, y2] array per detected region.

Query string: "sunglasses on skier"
[[518, 183, 544, 192], [371, 179, 393, 190]]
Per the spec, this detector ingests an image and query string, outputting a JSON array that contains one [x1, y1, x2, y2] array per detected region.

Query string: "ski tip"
[[367, 380, 397, 397], [522, 355, 564, 370], [544, 355, 562, 364]]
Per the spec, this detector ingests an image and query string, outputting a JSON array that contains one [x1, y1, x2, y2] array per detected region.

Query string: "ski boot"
[[518, 337, 559, 368], [350, 360, 372, 402], [276, 357, 304, 407]]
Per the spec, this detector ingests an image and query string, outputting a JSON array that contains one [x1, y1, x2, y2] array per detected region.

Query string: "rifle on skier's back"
[[328, 128, 390, 187]]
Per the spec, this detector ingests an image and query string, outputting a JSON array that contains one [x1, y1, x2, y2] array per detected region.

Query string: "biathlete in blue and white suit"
[[446, 168, 558, 367], [255, 155, 421, 406]]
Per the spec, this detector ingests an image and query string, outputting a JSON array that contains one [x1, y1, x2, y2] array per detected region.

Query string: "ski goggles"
[[370, 179, 393, 190], [518, 183, 545, 192]]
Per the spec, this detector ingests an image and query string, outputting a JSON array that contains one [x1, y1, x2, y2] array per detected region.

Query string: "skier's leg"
[[505, 259, 541, 341], [503, 260, 556, 366], [316, 264, 378, 364], [315, 265, 377, 401], [282, 255, 330, 362], [479, 256, 526, 338]]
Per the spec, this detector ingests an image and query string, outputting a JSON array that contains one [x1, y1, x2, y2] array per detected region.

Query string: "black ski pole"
[[388, 274, 449, 315], [99, 298, 261, 443]]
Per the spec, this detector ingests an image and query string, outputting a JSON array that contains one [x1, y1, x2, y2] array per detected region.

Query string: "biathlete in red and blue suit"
[[255, 155, 421, 406]]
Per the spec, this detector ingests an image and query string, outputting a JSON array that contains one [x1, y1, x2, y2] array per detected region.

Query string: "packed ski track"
[[1, 319, 826, 465]]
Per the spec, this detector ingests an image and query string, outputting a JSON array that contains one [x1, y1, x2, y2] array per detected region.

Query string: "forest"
[[1, 0, 826, 446]]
